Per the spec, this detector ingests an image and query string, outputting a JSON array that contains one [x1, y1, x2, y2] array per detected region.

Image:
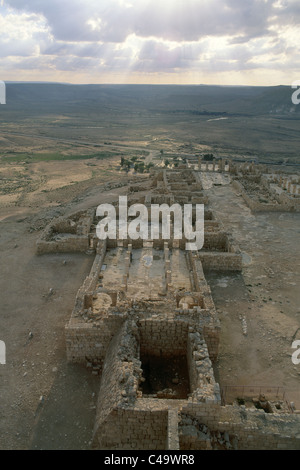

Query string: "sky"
[[0, 0, 299, 85]]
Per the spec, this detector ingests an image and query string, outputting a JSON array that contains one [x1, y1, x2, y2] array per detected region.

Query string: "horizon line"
[[3, 81, 290, 87]]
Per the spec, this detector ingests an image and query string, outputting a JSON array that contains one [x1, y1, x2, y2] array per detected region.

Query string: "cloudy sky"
[[0, 0, 299, 85]]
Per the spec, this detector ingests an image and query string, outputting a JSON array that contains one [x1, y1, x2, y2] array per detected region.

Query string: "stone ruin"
[[37, 165, 300, 450], [230, 165, 300, 213], [183, 156, 300, 213], [36, 209, 94, 254]]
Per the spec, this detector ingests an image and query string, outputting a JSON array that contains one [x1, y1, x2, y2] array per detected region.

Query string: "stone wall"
[[278, 191, 300, 209], [180, 402, 300, 450], [139, 319, 189, 357], [232, 179, 300, 213], [37, 210, 94, 254], [199, 252, 242, 271], [202, 325, 220, 363], [203, 232, 228, 251], [92, 320, 169, 450], [37, 235, 89, 254], [65, 315, 125, 366], [94, 407, 169, 450], [65, 239, 124, 366], [187, 330, 219, 400], [92, 319, 221, 450]]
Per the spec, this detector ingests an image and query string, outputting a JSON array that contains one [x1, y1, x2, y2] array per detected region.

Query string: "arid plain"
[[0, 84, 299, 449]]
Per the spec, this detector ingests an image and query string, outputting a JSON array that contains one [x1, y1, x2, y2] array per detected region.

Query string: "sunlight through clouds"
[[0, 0, 300, 84]]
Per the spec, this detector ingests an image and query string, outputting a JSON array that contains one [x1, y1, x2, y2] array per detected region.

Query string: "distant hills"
[[2, 82, 299, 118]]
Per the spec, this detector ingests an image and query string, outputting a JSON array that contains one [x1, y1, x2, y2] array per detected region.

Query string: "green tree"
[[137, 162, 145, 173], [145, 162, 154, 172], [122, 159, 131, 172]]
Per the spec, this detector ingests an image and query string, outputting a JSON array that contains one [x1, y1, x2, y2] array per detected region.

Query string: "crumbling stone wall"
[[37, 234, 89, 254], [37, 210, 94, 254], [203, 232, 228, 251], [199, 252, 242, 271], [180, 402, 300, 450], [187, 330, 218, 399], [65, 315, 125, 366], [92, 320, 220, 450], [232, 179, 300, 213], [92, 320, 169, 450]]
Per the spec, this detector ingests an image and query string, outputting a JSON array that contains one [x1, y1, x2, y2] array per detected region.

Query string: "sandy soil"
[[0, 157, 131, 450], [204, 176, 300, 408], [0, 165, 299, 450]]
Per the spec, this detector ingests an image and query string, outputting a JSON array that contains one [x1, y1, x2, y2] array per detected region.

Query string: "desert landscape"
[[0, 84, 299, 450]]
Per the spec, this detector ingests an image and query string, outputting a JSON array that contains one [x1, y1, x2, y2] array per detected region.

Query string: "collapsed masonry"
[[37, 166, 300, 450], [194, 156, 300, 213], [182, 156, 300, 213], [232, 173, 300, 213]]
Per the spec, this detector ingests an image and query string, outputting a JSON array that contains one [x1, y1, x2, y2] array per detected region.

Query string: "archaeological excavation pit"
[[138, 320, 191, 399], [140, 354, 190, 399]]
